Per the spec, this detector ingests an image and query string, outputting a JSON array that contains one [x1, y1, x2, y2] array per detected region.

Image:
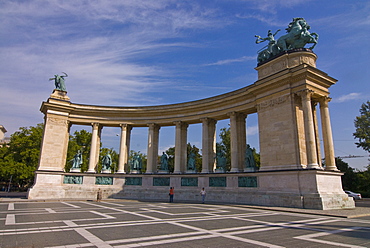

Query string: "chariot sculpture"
[[255, 18, 318, 64]]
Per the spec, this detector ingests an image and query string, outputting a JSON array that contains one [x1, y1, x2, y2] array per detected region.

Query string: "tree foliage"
[[97, 148, 118, 173], [217, 127, 260, 170], [129, 150, 147, 173], [0, 123, 44, 189], [65, 129, 92, 172], [353, 101, 370, 152], [356, 166, 370, 197], [330, 157, 370, 198], [164, 143, 202, 172], [334, 157, 358, 191], [218, 127, 231, 170], [164, 147, 175, 172], [187, 143, 202, 172]]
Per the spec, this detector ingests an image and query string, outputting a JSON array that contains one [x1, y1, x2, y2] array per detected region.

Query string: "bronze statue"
[[49, 72, 68, 91], [255, 18, 318, 64]]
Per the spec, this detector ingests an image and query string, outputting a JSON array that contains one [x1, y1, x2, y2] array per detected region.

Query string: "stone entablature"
[[42, 53, 335, 128]]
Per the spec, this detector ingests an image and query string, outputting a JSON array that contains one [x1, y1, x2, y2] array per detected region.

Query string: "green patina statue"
[[101, 153, 112, 171], [71, 150, 83, 169], [131, 154, 142, 171], [49, 72, 68, 91], [160, 152, 169, 171], [255, 18, 318, 64]]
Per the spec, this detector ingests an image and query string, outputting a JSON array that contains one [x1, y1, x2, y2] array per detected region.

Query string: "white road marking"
[[45, 208, 56, 213], [61, 202, 81, 208], [5, 214, 15, 225], [7, 203, 14, 211]]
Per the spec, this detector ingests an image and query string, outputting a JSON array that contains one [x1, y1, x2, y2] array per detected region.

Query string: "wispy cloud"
[[204, 56, 256, 66], [333, 93, 362, 103], [247, 125, 259, 136], [0, 0, 230, 108]]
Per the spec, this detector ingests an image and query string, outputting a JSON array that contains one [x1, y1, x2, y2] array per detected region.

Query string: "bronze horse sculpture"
[[255, 18, 319, 64]]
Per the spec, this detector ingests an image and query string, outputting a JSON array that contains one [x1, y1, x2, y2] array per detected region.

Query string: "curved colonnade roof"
[[41, 52, 336, 128], [43, 83, 257, 127]]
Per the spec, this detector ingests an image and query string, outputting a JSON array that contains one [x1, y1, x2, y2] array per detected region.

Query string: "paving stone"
[[1, 200, 370, 247]]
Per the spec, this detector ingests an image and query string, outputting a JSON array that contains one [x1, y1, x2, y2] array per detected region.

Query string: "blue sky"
[[0, 0, 369, 170]]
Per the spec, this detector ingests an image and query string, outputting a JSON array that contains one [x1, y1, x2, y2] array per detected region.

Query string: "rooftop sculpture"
[[255, 18, 318, 64], [49, 72, 68, 92]]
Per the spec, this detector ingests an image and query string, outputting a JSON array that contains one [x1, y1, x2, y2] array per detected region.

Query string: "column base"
[[307, 163, 323, 169]]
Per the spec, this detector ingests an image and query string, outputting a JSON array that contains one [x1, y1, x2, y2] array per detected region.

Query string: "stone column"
[[319, 97, 338, 171], [298, 90, 319, 169], [312, 102, 322, 168], [174, 121, 188, 173], [117, 124, 132, 173], [201, 118, 217, 173], [146, 124, 160, 174], [95, 126, 102, 168], [240, 114, 247, 171], [88, 123, 101, 173], [229, 112, 246, 172]]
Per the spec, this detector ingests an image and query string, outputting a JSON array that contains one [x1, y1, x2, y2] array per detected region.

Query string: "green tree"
[[353, 101, 370, 152], [129, 150, 147, 173], [333, 157, 359, 191], [356, 165, 370, 198], [218, 127, 231, 170], [251, 146, 261, 169], [164, 147, 175, 172], [97, 148, 118, 173], [65, 130, 92, 172], [217, 127, 260, 170], [0, 123, 44, 189], [163, 143, 202, 172], [187, 143, 202, 172]]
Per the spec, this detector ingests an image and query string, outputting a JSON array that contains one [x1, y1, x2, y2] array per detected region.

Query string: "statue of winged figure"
[[49, 72, 68, 91]]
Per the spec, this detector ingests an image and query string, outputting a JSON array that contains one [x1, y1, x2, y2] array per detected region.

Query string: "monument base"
[[50, 89, 70, 101], [28, 169, 354, 210], [70, 168, 81, 173]]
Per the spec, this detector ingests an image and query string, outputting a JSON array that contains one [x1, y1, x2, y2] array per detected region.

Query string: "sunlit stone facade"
[[28, 51, 354, 210]]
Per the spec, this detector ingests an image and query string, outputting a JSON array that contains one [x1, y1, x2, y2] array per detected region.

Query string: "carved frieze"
[[256, 95, 289, 111], [46, 116, 69, 127]]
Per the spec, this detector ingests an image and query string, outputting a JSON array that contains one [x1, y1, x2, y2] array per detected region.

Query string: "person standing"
[[200, 187, 206, 203], [169, 187, 174, 203]]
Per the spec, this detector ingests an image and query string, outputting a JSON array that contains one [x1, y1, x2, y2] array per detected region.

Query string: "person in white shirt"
[[200, 188, 206, 203]]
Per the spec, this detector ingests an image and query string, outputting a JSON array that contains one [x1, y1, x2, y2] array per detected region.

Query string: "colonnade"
[[30, 51, 349, 209], [297, 89, 337, 170], [73, 89, 337, 174]]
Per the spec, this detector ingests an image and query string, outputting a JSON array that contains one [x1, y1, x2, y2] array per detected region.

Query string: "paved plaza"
[[1, 199, 370, 248]]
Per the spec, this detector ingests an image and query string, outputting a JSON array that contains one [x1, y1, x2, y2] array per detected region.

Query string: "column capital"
[[120, 123, 132, 131], [147, 123, 160, 129], [227, 111, 246, 119], [318, 96, 332, 107], [91, 122, 102, 130], [296, 89, 315, 100], [173, 121, 189, 128], [200, 117, 217, 125]]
